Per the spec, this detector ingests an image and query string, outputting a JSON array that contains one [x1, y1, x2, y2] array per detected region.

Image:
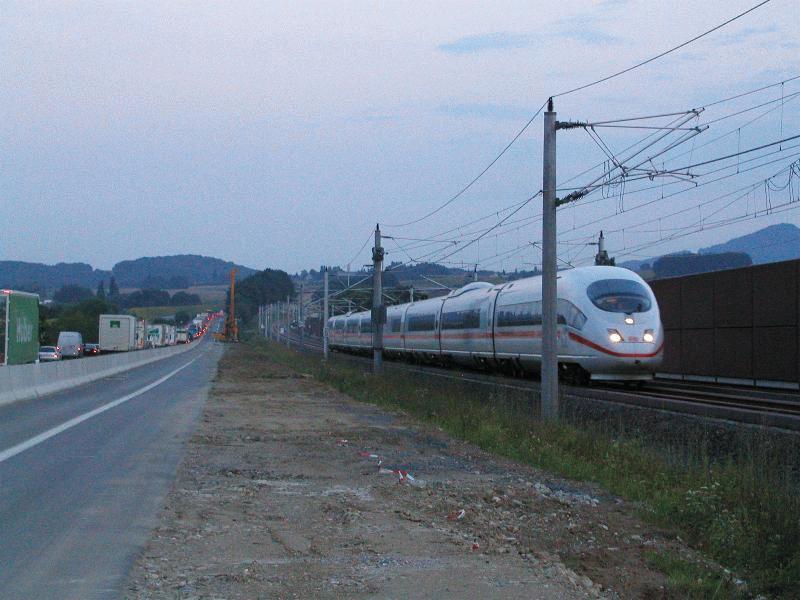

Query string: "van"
[[57, 331, 84, 358]]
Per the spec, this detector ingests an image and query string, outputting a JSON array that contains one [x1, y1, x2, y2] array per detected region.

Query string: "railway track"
[[268, 328, 800, 431]]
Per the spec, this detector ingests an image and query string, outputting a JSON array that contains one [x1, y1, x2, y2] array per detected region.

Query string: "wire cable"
[[385, 101, 548, 228], [552, 0, 773, 98]]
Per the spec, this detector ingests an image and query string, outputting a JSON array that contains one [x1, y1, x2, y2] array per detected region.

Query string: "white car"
[[38, 346, 62, 362]]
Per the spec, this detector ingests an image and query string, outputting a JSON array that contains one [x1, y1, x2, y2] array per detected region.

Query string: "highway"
[[0, 334, 224, 599]]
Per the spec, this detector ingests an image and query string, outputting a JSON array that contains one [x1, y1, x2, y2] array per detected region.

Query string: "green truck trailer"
[[1, 290, 40, 365]]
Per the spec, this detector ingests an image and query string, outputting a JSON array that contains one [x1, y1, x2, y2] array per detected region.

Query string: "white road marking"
[[0, 356, 201, 465]]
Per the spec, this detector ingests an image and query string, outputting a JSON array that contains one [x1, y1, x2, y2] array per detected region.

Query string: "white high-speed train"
[[327, 266, 663, 383]]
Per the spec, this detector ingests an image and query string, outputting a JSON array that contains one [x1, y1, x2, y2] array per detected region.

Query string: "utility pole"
[[409, 285, 414, 303], [540, 97, 559, 421], [323, 267, 330, 360], [286, 295, 291, 348], [299, 281, 305, 351], [372, 223, 384, 373]]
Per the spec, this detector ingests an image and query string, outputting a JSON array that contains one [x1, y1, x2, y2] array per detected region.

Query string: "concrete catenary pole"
[[286, 295, 291, 348], [541, 97, 559, 421], [372, 224, 384, 373], [299, 281, 305, 351], [323, 267, 330, 360]]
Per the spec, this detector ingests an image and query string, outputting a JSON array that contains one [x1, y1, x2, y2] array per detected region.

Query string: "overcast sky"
[[3, 0, 798, 273]]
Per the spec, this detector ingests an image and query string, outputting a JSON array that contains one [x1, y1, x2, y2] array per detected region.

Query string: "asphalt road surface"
[[0, 334, 225, 599]]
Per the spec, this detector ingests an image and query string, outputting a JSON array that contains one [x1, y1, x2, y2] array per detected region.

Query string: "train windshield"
[[587, 279, 652, 313]]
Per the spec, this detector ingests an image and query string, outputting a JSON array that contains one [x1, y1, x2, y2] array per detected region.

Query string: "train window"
[[407, 313, 436, 331], [441, 309, 481, 330], [389, 317, 402, 332], [361, 318, 372, 333], [587, 279, 652, 313], [557, 299, 587, 330], [496, 301, 542, 327]]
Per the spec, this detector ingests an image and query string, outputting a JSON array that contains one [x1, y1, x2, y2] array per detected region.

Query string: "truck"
[[164, 324, 177, 346], [99, 314, 137, 352], [134, 319, 147, 349], [146, 324, 165, 348], [176, 328, 189, 344], [1, 290, 40, 365]]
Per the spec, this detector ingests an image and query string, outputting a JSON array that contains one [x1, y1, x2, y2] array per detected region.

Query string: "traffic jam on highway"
[[0, 289, 217, 366], [35, 312, 216, 363]]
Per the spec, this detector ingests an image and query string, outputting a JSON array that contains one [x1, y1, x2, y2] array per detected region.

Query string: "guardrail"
[[0, 341, 200, 407]]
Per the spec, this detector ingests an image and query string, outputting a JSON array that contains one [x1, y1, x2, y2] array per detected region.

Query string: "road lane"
[[0, 336, 225, 599]]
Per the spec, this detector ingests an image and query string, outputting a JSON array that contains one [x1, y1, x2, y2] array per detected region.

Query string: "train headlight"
[[643, 330, 655, 343], [608, 329, 623, 343], [624, 316, 634, 325]]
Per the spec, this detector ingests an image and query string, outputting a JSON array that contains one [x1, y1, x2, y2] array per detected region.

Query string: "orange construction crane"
[[217, 268, 239, 342]]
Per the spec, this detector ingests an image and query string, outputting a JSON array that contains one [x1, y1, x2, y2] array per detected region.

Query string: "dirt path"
[[126, 344, 679, 599]]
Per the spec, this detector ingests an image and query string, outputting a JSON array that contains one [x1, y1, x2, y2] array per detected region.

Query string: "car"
[[38, 346, 62, 362], [84, 343, 100, 356]]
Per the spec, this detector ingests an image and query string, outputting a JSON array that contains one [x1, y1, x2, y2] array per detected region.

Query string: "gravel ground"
[[125, 344, 694, 599]]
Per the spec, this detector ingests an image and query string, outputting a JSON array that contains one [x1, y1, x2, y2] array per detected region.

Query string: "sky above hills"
[[3, 1, 798, 273]]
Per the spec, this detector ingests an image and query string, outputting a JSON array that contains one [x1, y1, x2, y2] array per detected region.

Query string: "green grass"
[[128, 304, 217, 321], [646, 551, 744, 599], [246, 336, 800, 598]]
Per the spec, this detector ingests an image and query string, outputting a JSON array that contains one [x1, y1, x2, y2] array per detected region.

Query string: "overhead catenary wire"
[[551, 0, 772, 98], [385, 101, 548, 228], [387, 76, 798, 270]]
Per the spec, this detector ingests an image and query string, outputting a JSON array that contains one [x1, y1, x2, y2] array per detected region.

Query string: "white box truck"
[[135, 319, 146, 349], [99, 315, 137, 352], [146, 324, 165, 348], [164, 324, 177, 345]]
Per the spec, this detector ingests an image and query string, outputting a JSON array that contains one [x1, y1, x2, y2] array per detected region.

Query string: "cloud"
[[437, 32, 534, 54], [715, 25, 778, 46], [557, 28, 619, 45], [438, 103, 533, 120], [438, 25, 620, 55]]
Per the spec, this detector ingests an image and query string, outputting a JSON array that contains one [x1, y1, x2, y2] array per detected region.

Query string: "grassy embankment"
[[248, 336, 800, 599]]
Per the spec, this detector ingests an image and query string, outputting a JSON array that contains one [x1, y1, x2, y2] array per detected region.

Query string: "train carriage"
[[439, 282, 495, 366]]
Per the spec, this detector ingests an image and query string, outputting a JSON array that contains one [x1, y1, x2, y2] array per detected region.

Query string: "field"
[[128, 304, 218, 321]]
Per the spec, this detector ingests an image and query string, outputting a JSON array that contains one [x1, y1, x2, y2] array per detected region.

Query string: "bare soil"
[[125, 344, 690, 599]]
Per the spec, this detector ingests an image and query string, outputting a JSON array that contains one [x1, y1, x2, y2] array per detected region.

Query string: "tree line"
[[53, 278, 201, 308]]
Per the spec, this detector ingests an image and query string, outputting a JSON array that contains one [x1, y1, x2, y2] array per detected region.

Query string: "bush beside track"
[[252, 334, 800, 598]]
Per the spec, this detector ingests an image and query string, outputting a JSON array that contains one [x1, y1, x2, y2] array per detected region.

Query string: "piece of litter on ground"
[[447, 509, 466, 521], [471, 542, 480, 551]]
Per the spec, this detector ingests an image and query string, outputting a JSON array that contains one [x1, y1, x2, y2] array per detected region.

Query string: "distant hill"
[[651, 252, 752, 279], [698, 223, 800, 264], [0, 254, 257, 294], [112, 255, 257, 287], [620, 223, 800, 279], [0, 261, 110, 292]]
